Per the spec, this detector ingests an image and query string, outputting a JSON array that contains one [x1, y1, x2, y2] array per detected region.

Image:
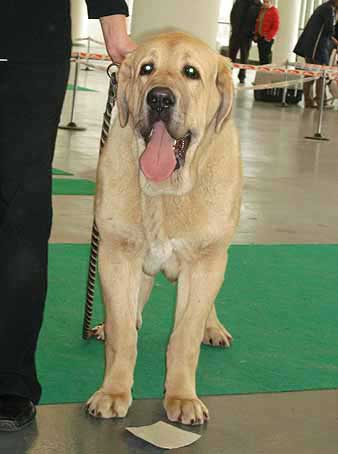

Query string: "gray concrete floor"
[[1, 391, 337, 453], [1, 63, 337, 452]]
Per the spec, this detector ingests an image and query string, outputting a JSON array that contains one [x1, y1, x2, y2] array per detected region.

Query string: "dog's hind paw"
[[91, 323, 105, 341], [202, 323, 233, 348], [86, 389, 132, 419]]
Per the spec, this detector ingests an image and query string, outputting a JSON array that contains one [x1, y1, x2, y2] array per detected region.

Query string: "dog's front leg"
[[164, 249, 228, 425], [87, 239, 142, 419]]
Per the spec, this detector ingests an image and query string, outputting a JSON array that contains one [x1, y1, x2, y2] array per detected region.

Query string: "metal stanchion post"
[[305, 70, 329, 141], [59, 54, 87, 131], [83, 38, 94, 71], [280, 60, 289, 108]]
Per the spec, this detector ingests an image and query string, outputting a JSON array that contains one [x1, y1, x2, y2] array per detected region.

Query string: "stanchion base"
[[305, 133, 329, 142], [280, 102, 289, 108], [82, 66, 94, 72], [58, 122, 87, 131]]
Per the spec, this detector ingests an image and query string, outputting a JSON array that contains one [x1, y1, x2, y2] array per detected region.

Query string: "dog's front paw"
[[164, 396, 209, 425], [86, 389, 132, 419], [203, 322, 233, 348]]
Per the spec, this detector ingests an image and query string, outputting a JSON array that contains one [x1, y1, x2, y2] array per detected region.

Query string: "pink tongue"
[[140, 121, 176, 182]]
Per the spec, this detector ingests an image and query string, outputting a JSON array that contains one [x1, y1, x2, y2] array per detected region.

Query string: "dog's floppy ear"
[[117, 56, 133, 128], [215, 56, 233, 133]]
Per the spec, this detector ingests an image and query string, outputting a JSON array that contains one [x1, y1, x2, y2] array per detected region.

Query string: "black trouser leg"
[[0, 61, 69, 404], [239, 37, 252, 82], [257, 38, 274, 65], [229, 33, 241, 63]]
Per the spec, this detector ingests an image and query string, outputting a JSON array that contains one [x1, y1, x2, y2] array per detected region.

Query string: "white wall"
[[130, 0, 221, 49]]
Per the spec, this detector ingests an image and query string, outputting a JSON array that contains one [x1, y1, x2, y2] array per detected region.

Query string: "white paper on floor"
[[126, 421, 201, 449]]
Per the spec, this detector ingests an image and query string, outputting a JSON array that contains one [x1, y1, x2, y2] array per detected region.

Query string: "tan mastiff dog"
[[86, 32, 242, 425]]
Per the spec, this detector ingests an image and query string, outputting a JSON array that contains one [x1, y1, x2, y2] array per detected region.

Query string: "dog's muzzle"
[[140, 121, 191, 183], [147, 87, 176, 112]]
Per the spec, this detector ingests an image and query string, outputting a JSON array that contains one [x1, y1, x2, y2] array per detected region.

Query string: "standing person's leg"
[[257, 37, 264, 65], [303, 57, 316, 108], [314, 48, 331, 108], [229, 32, 241, 63], [258, 38, 273, 65], [238, 36, 252, 83], [0, 61, 69, 431], [266, 39, 274, 64], [303, 81, 316, 107], [315, 77, 325, 106]]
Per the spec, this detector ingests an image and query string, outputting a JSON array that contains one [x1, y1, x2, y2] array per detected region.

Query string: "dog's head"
[[117, 31, 233, 195]]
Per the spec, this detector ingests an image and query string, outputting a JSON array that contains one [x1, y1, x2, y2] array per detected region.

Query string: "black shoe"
[[0, 395, 36, 432]]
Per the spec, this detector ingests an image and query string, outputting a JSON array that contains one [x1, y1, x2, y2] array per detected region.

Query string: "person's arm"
[[230, 2, 246, 30], [253, 9, 261, 40], [248, 6, 261, 36], [230, 3, 237, 28], [86, 0, 128, 20], [320, 5, 335, 37], [100, 15, 137, 63], [85, 0, 137, 63], [266, 8, 280, 41]]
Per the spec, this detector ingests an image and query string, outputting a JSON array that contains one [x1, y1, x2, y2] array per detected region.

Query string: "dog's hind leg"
[[202, 304, 233, 348], [136, 273, 154, 330]]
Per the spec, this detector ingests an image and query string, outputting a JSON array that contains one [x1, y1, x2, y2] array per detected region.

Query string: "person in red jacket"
[[254, 0, 280, 64]]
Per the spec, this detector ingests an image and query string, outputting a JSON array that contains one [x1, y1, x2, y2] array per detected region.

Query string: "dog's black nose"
[[147, 87, 176, 113]]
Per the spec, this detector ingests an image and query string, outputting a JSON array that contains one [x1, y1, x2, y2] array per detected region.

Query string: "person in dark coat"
[[245, 0, 264, 39], [329, 20, 338, 55], [229, 0, 262, 84], [0, 0, 136, 432], [294, 0, 338, 107]]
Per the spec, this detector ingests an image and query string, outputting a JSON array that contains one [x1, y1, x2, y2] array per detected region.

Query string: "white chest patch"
[[143, 240, 173, 275]]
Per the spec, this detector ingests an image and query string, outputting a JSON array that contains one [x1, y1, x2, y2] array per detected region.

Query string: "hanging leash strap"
[[82, 65, 118, 340]]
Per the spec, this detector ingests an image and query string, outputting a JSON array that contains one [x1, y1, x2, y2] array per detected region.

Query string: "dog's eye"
[[183, 65, 200, 80], [140, 63, 155, 76]]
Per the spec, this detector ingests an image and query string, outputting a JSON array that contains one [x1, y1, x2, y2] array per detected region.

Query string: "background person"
[[229, 0, 262, 84], [0, 0, 136, 432], [294, 0, 338, 108], [254, 0, 280, 65], [329, 16, 338, 57]]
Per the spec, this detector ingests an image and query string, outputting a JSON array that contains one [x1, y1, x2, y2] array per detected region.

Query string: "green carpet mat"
[[37, 244, 338, 404], [52, 168, 73, 176], [67, 84, 97, 92], [52, 178, 95, 195]]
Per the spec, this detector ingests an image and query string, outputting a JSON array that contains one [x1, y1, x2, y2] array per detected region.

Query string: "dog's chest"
[[143, 239, 174, 275], [140, 197, 188, 277]]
